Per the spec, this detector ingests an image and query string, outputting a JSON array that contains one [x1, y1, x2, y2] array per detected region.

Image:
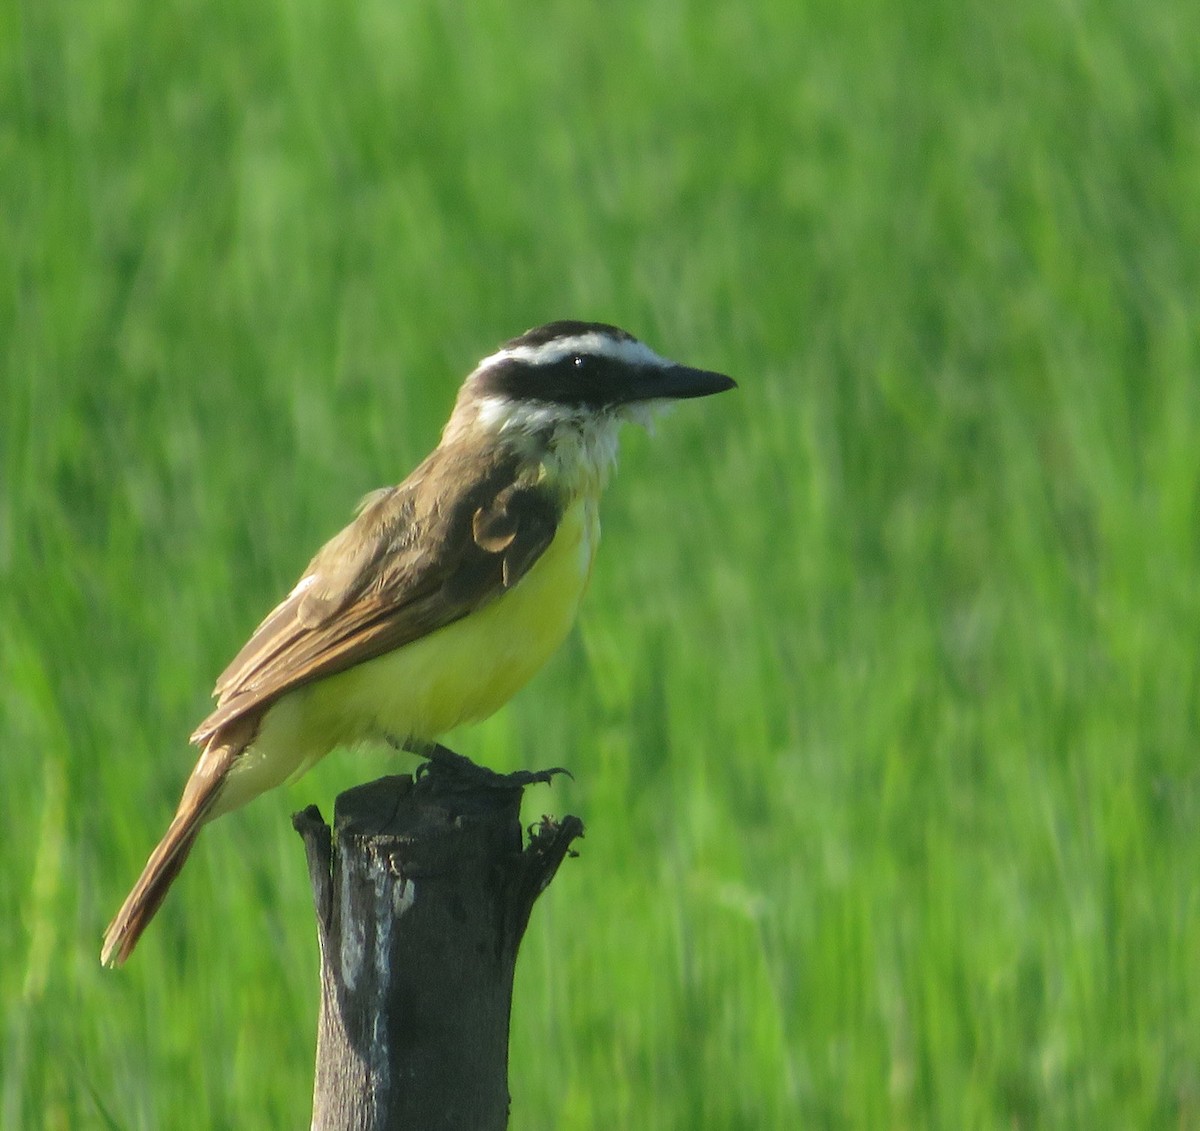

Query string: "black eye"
[[572, 355, 586, 370]]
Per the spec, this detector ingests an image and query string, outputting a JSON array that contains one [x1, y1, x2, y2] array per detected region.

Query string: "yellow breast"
[[218, 495, 601, 813], [355, 493, 601, 739]]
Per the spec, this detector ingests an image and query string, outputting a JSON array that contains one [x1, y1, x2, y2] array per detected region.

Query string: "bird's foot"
[[407, 742, 571, 791]]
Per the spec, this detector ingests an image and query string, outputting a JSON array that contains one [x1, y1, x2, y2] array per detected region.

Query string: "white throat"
[[472, 397, 626, 495]]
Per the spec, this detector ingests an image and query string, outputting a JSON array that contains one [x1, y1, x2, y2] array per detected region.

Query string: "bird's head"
[[443, 322, 736, 488]]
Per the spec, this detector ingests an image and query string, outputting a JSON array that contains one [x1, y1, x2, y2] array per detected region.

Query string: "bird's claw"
[[414, 744, 570, 791]]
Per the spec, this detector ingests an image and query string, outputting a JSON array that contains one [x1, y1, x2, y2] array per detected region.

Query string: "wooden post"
[[292, 766, 582, 1131]]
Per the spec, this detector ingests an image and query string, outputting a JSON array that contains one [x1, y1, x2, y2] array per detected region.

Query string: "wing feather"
[[190, 446, 560, 747]]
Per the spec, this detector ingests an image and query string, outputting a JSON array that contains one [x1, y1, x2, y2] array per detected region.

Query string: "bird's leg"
[[393, 737, 571, 790]]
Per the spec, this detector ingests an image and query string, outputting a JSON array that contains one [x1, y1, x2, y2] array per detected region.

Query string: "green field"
[[3, 0, 1198, 1126]]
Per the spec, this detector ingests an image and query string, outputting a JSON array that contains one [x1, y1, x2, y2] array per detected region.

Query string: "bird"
[[101, 320, 736, 966]]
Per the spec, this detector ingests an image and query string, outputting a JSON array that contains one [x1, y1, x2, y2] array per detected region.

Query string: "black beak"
[[627, 364, 738, 402]]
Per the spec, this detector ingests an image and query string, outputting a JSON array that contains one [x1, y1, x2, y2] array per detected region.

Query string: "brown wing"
[[190, 444, 560, 747]]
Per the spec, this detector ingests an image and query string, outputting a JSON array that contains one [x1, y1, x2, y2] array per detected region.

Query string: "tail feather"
[[101, 722, 256, 967], [101, 810, 206, 967]]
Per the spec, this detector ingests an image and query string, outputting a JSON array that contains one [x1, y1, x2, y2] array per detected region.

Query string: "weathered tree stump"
[[293, 767, 583, 1131]]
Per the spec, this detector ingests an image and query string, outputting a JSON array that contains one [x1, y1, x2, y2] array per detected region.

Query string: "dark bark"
[[293, 766, 582, 1131]]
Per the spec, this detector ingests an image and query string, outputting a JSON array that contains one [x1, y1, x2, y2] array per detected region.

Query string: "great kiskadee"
[[101, 320, 735, 966]]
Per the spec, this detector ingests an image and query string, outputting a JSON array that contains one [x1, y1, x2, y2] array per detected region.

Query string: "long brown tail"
[[101, 725, 252, 967], [100, 807, 207, 967]]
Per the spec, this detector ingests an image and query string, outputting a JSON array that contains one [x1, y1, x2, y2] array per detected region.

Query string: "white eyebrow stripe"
[[478, 333, 668, 371]]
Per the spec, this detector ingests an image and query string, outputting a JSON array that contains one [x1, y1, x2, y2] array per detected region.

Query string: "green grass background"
[[3, 0, 1199, 1126]]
